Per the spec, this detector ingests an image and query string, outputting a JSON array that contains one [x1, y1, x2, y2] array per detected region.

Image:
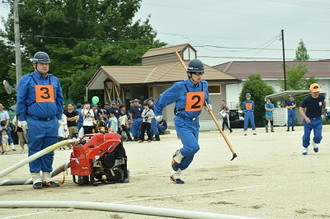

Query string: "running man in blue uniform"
[[299, 83, 326, 155], [154, 59, 211, 184], [17, 51, 63, 189], [242, 93, 256, 136]]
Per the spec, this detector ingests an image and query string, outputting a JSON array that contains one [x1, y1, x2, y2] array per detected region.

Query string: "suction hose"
[[0, 161, 71, 186], [0, 139, 76, 181], [0, 201, 257, 219]]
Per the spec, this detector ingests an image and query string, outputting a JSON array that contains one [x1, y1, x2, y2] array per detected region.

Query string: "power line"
[[265, 0, 330, 10]]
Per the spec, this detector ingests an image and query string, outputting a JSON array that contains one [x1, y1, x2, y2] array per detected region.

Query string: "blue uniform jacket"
[[17, 71, 63, 121], [242, 100, 255, 113], [129, 106, 143, 119], [154, 79, 210, 119]]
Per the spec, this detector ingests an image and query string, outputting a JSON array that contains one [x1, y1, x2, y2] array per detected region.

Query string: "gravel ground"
[[0, 125, 330, 219]]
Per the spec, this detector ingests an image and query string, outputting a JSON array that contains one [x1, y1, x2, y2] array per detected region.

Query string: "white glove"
[[20, 121, 27, 133], [155, 115, 163, 122], [205, 104, 212, 111]]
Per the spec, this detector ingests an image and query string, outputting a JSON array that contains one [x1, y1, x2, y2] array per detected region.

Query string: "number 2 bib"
[[35, 85, 55, 102], [185, 92, 205, 111]]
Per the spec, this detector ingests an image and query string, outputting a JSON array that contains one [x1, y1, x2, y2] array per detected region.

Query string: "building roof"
[[213, 60, 330, 80], [86, 61, 237, 90], [142, 44, 195, 58]]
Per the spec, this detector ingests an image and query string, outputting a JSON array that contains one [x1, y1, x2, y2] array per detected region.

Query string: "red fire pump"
[[70, 133, 129, 185]]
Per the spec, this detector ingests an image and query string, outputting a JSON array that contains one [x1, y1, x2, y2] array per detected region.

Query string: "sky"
[[133, 0, 330, 66], [1, 0, 330, 66]]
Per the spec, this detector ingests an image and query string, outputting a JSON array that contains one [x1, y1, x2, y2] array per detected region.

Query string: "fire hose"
[[0, 139, 76, 185], [0, 201, 258, 219]]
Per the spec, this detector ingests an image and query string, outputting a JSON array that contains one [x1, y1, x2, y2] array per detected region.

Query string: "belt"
[[288, 109, 295, 110], [310, 117, 321, 120], [28, 115, 53, 121], [176, 114, 197, 121]]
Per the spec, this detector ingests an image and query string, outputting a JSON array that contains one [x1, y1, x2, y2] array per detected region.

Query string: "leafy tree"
[[240, 74, 275, 126], [2, 0, 165, 103], [277, 64, 316, 91], [0, 38, 16, 107], [278, 39, 314, 92], [294, 39, 310, 61]]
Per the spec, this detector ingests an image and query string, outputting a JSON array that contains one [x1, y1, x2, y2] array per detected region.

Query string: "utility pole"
[[281, 29, 287, 91], [13, 0, 22, 85]]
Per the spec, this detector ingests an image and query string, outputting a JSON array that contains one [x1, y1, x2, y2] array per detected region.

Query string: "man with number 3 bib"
[[154, 59, 211, 184], [17, 51, 63, 189]]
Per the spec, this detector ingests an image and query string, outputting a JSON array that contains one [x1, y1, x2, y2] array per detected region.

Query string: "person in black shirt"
[[299, 83, 326, 155], [64, 103, 79, 139]]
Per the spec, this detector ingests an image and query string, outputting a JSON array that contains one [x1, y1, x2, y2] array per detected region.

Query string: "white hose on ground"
[[0, 139, 76, 179], [0, 201, 258, 219], [0, 161, 71, 186]]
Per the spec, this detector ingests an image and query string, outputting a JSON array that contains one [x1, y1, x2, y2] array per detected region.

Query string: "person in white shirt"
[[81, 102, 95, 134]]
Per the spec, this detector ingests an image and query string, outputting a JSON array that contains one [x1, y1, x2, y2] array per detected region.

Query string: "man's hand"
[[155, 115, 163, 122], [304, 117, 311, 124]]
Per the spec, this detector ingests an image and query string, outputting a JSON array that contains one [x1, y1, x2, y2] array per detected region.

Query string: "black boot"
[[292, 127, 295, 131], [154, 135, 160, 141], [286, 127, 290, 132]]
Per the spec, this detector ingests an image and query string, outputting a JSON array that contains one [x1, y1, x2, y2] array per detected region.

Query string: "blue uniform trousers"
[[131, 118, 142, 138], [244, 111, 256, 131], [302, 117, 322, 148], [158, 125, 166, 134], [175, 117, 200, 171], [150, 118, 159, 136], [77, 121, 83, 131], [287, 110, 296, 128], [26, 117, 58, 173]]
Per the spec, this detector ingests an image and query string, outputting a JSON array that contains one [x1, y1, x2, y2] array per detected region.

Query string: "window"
[[182, 47, 196, 60], [208, 85, 221, 94]]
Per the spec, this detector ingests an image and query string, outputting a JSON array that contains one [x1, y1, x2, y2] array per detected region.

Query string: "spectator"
[[0, 103, 15, 151], [64, 103, 79, 139], [58, 113, 69, 150], [76, 103, 83, 131], [109, 111, 118, 133], [119, 105, 133, 141], [148, 97, 160, 141], [1, 129, 9, 154], [82, 102, 95, 134], [138, 102, 154, 143], [128, 99, 143, 141], [12, 115, 27, 153]]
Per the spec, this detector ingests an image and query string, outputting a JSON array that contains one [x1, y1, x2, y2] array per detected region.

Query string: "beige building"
[[86, 44, 239, 124]]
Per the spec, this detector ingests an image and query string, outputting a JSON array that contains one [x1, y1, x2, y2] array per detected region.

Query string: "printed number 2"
[[35, 85, 55, 103], [191, 95, 201, 109], [185, 92, 205, 112]]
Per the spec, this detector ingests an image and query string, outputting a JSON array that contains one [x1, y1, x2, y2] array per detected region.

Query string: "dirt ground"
[[1, 125, 330, 219]]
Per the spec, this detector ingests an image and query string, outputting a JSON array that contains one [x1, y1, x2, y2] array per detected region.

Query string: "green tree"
[[240, 74, 275, 126], [278, 64, 316, 91], [0, 38, 16, 107], [2, 0, 165, 103], [294, 39, 309, 61]]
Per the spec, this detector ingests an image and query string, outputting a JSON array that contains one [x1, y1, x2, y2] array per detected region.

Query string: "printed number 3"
[[40, 87, 51, 99]]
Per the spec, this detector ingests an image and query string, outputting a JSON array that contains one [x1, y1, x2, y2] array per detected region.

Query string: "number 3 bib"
[[35, 85, 55, 102], [185, 92, 205, 111]]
